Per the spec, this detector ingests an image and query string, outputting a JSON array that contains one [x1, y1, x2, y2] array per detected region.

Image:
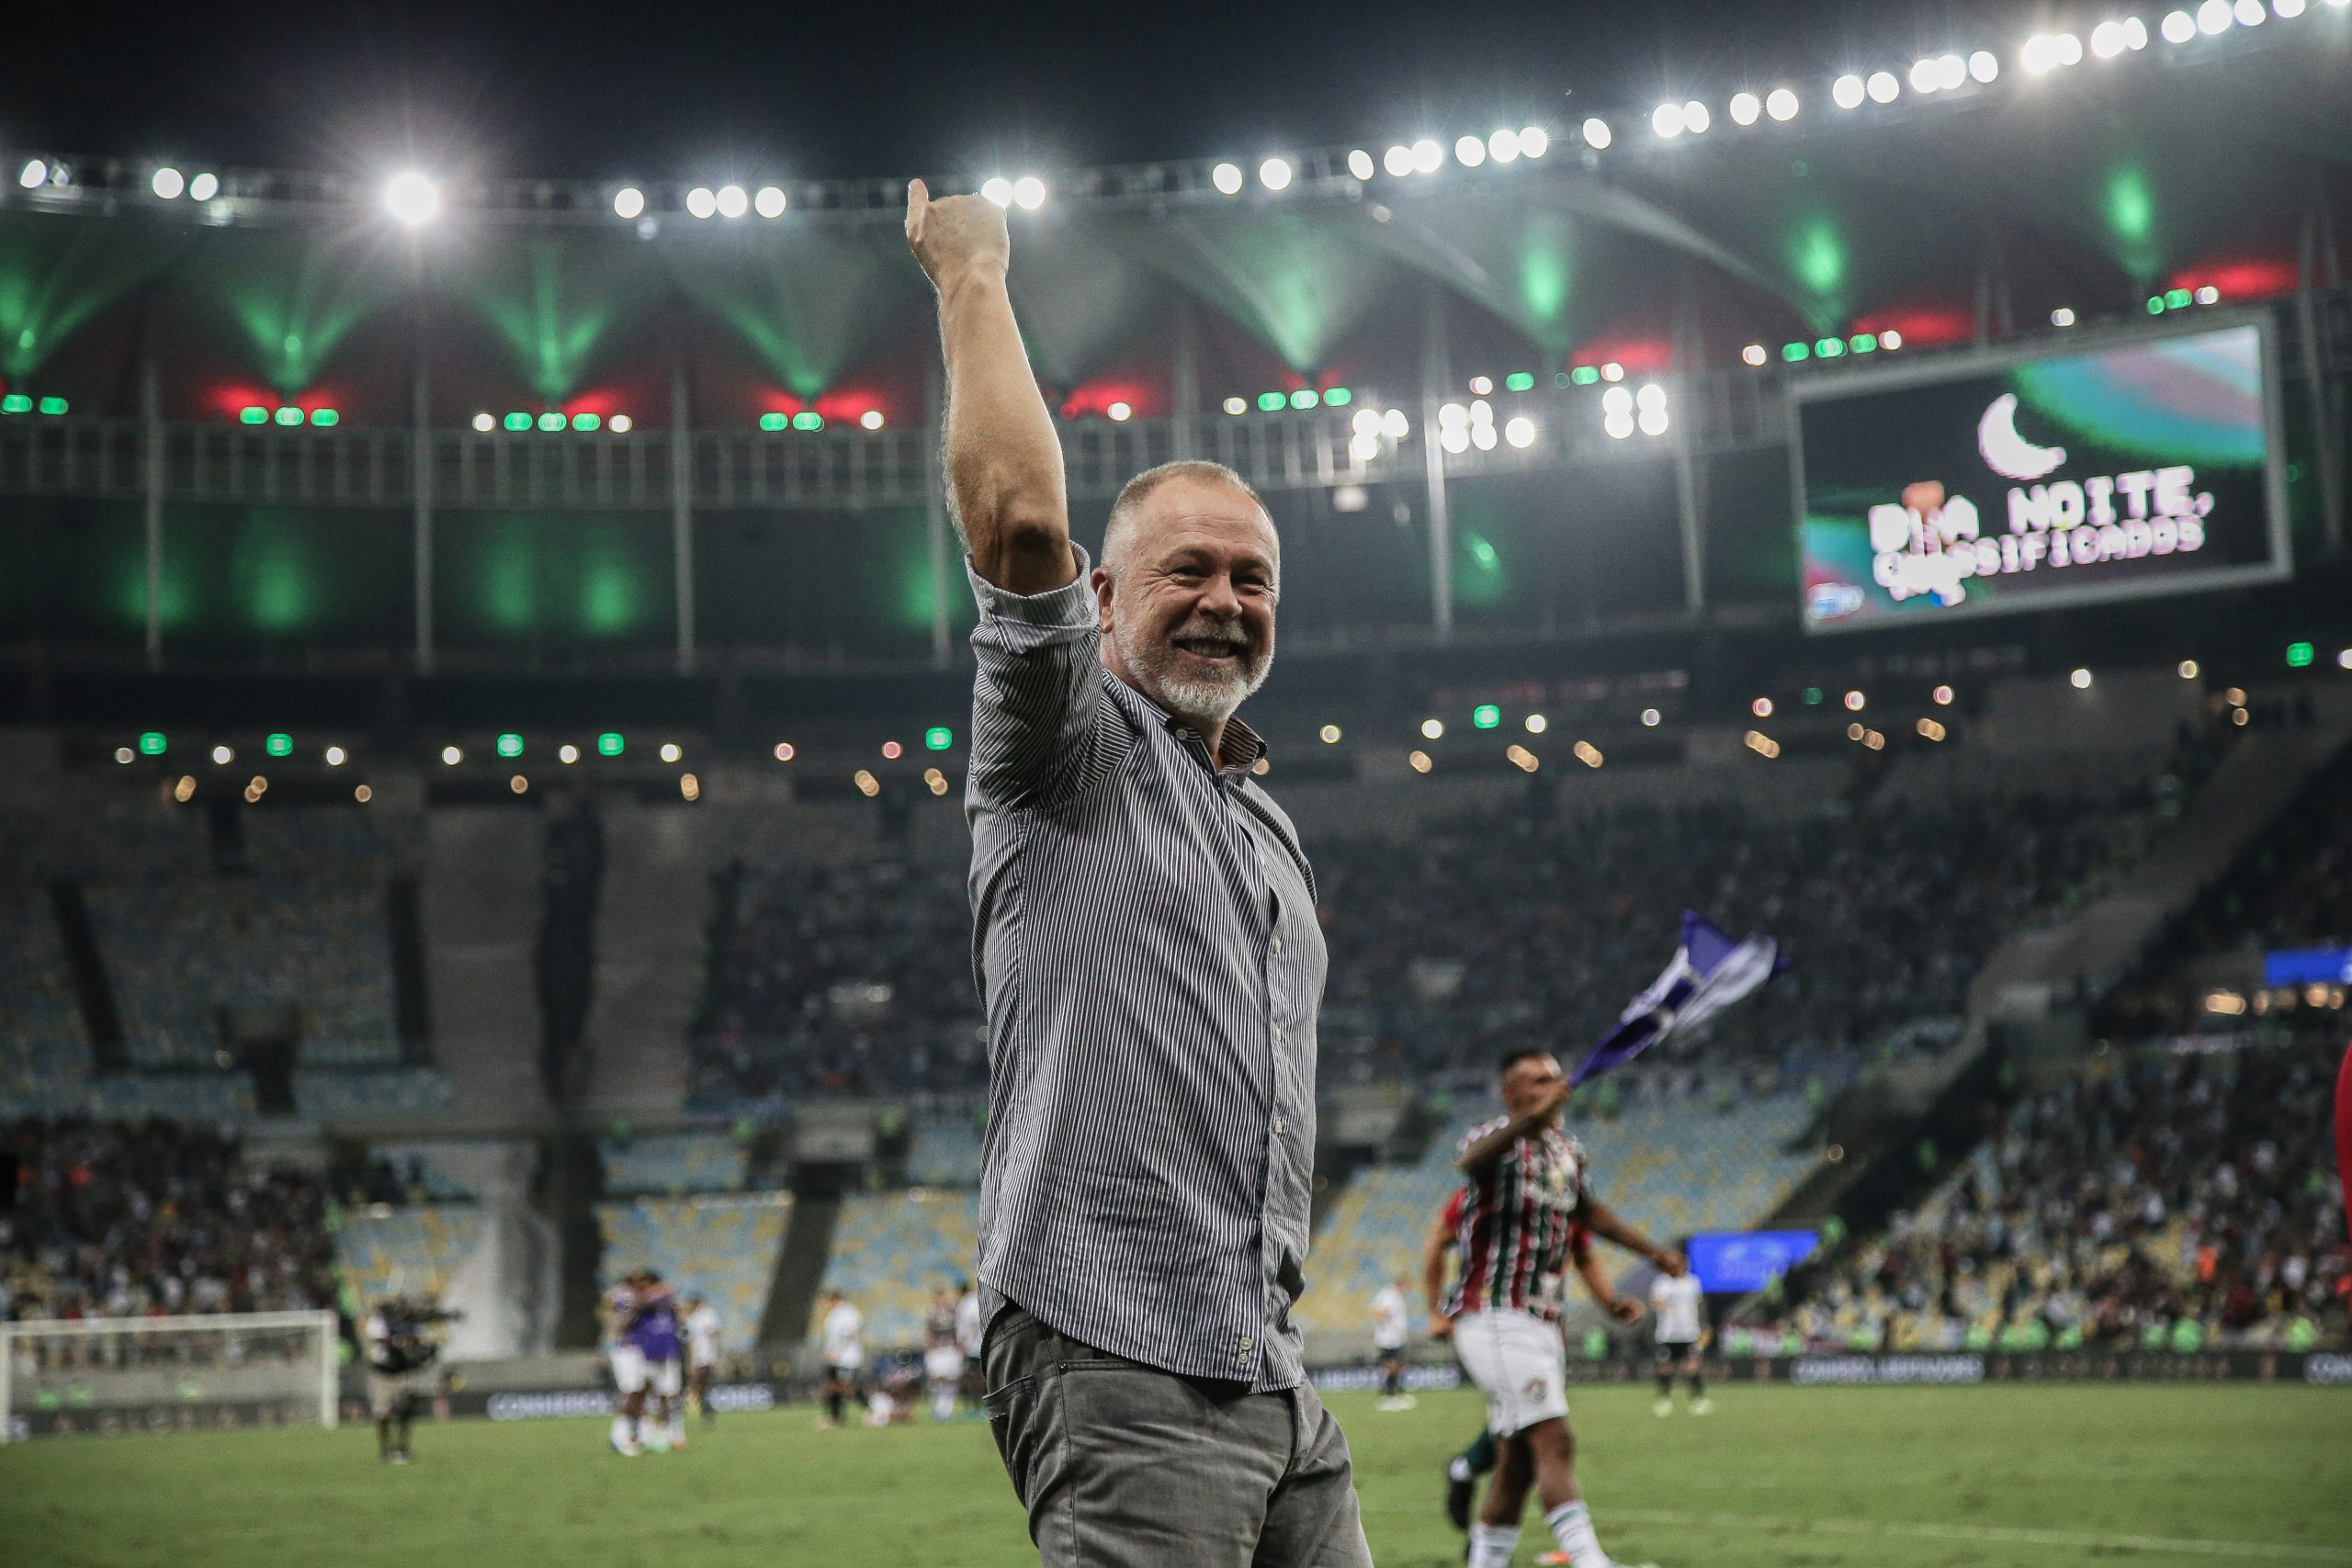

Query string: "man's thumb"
[[905, 179, 929, 243]]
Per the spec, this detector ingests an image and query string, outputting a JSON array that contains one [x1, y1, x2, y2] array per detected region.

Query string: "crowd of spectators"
[[0, 1120, 337, 1325], [685, 750, 2177, 1107], [1738, 1039, 2348, 1352]]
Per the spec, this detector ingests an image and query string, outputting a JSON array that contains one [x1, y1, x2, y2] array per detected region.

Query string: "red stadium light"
[[2169, 257, 2296, 302]]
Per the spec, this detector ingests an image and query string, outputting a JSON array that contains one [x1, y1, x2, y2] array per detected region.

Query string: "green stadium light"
[[1288, 389, 1320, 410], [265, 733, 292, 758], [1803, 686, 1825, 705], [1472, 704, 1501, 730], [1322, 386, 1352, 406], [537, 412, 565, 432], [503, 412, 532, 432], [138, 731, 168, 756], [1781, 343, 1810, 363], [2146, 296, 2166, 315], [1257, 391, 1287, 412], [1569, 367, 1600, 386], [2165, 288, 2191, 309], [0, 394, 30, 413], [496, 732, 525, 758], [760, 412, 788, 432], [1815, 338, 1846, 358], [1504, 372, 1535, 391], [924, 727, 954, 750], [571, 412, 600, 432], [1553, 372, 1572, 388], [37, 396, 67, 415], [239, 405, 267, 424], [792, 412, 824, 431], [273, 406, 303, 426], [1849, 333, 1876, 353], [309, 408, 338, 426], [2286, 641, 2314, 668], [596, 732, 625, 757]]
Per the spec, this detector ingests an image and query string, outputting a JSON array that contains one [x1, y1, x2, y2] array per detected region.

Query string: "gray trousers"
[[982, 1305, 1374, 1567]]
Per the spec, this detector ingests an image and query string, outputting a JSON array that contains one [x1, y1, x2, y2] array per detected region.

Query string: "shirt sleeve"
[[967, 544, 1111, 810]]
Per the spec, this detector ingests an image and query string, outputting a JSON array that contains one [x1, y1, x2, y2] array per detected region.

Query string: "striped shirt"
[[1445, 1120, 1589, 1323], [964, 547, 1327, 1389]]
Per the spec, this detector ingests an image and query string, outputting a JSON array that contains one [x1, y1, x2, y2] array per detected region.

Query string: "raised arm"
[[1582, 1198, 1681, 1274], [906, 179, 1074, 595], [1577, 1240, 1641, 1324], [1457, 1080, 1569, 1180]]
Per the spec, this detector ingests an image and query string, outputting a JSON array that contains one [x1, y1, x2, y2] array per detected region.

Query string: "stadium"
[[2, 3, 2349, 1564]]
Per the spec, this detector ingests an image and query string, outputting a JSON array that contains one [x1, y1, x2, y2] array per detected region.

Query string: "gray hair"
[[1100, 460, 1271, 579]]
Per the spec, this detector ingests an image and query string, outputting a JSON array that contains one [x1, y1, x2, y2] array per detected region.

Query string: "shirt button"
[[1272, 938, 1283, 955], [1239, 1337, 1253, 1349], [1272, 1027, 1284, 1044], [1272, 1118, 1285, 1134]]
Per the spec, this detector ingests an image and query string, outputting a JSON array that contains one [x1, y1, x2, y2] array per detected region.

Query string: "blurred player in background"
[[1371, 1275, 1414, 1410], [605, 1269, 686, 1455], [924, 1288, 965, 1420], [818, 1289, 864, 1429], [362, 1298, 442, 1464], [1648, 1258, 1710, 1416], [684, 1292, 721, 1426], [955, 1277, 984, 1413]]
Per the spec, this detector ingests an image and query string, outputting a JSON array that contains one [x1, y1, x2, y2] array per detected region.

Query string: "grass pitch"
[[3, 1382, 2346, 1567]]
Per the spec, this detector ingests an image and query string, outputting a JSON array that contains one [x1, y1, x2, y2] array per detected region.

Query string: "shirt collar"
[[1103, 672, 1268, 776]]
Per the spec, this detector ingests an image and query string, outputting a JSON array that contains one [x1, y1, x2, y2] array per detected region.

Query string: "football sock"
[[1689, 1373, 1705, 1398], [1467, 1523, 1521, 1568], [610, 1415, 630, 1448], [1545, 1501, 1609, 1568], [1656, 1371, 1672, 1398], [826, 1389, 843, 1423], [1459, 1429, 1497, 1476]]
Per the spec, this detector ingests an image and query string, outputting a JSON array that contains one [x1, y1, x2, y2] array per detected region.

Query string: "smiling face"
[[1500, 1052, 1566, 1122], [1096, 472, 1280, 728]]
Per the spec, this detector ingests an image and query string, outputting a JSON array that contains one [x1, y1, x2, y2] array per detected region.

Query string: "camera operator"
[[364, 1297, 455, 1463]]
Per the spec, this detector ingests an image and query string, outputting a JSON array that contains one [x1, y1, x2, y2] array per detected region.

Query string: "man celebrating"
[[905, 179, 1367, 1567], [1445, 1050, 1679, 1568]]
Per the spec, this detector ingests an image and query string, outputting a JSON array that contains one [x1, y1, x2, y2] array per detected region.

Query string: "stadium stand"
[[595, 1195, 791, 1353], [0, 890, 95, 1107], [597, 1131, 749, 1195], [902, 1106, 986, 1190], [335, 1204, 486, 1309], [812, 1189, 979, 1350]]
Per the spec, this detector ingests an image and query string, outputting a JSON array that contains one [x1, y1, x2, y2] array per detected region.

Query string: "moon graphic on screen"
[[1977, 393, 2067, 481]]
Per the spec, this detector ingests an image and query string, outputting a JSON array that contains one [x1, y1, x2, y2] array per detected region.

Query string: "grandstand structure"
[[2, 11, 2349, 1389]]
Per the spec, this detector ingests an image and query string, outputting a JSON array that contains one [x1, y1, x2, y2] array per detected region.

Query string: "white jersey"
[[1370, 1284, 1409, 1351], [1650, 1272, 1705, 1343], [821, 1302, 865, 1370], [955, 1290, 984, 1358], [685, 1303, 721, 1367]]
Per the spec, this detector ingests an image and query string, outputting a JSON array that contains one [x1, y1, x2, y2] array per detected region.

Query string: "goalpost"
[[0, 1310, 339, 1442]]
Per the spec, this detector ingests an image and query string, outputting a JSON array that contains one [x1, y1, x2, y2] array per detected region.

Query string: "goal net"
[[1, 1310, 339, 1441]]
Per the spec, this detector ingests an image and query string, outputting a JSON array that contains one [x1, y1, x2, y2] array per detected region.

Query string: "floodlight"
[[2235, 0, 2266, 20], [2054, 33, 2084, 62], [188, 173, 220, 200], [2125, 17, 2151, 44], [17, 159, 48, 189], [754, 186, 787, 218], [1911, 58, 1943, 91], [1730, 92, 1760, 125], [980, 177, 1014, 207], [152, 167, 184, 199], [472, 412, 495, 432], [715, 185, 748, 218], [613, 186, 645, 220], [2093, 20, 2127, 54], [1601, 387, 1633, 414], [1652, 103, 1687, 138], [685, 186, 718, 218], [1382, 144, 1413, 176], [2274, 0, 2306, 13], [1832, 74, 1866, 107], [1603, 412, 1634, 440], [1106, 401, 1131, 422], [2198, 0, 2232, 30], [1579, 118, 1611, 150], [1410, 139, 1443, 174], [1866, 70, 1899, 101], [1742, 344, 1767, 366], [608, 415, 633, 433], [1453, 135, 1486, 167], [1347, 149, 1375, 179], [1683, 101, 1710, 132], [1503, 416, 1535, 448], [1518, 126, 1548, 157], [2162, 8, 2198, 39], [1260, 157, 1294, 191], [1212, 162, 1243, 194], [1012, 175, 1046, 209], [1487, 129, 1521, 162], [2051, 307, 2077, 327], [1766, 88, 1800, 120], [385, 171, 439, 227], [860, 410, 885, 430]]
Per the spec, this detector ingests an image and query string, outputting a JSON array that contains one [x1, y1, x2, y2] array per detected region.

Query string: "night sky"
[[4, 1, 2048, 181]]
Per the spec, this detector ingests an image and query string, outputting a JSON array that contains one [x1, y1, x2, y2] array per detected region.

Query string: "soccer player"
[[1648, 1257, 1710, 1416], [362, 1299, 429, 1464], [1370, 1276, 1414, 1410], [907, 178, 1368, 1565], [1442, 1049, 1679, 1568], [817, 1290, 864, 1429], [923, 1288, 966, 1421], [633, 1271, 689, 1452], [954, 1278, 985, 1412], [604, 1272, 648, 1457], [684, 1292, 721, 1426]]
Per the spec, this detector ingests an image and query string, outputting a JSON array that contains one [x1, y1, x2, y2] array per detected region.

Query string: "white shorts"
[[611, 1348, 683, 1397], [924, 1346, 965, 1383], [1453, 1308, 1570, 1437]]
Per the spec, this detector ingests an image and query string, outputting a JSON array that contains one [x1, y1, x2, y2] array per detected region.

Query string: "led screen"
[[1793, 317, 2287, 632], [1686, 1229, 1819, 1293]]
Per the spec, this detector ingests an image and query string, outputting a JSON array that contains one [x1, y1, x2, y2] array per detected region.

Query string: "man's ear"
[[1091, 565, 1115, 631]]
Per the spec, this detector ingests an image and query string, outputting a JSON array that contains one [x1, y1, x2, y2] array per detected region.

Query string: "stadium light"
[[1320, 725, 1342, 744], [1107, 401, 1132, 422], [597, 732, 625, 756], [1260, 157, 1294, 191], [1410, 139, 1443, 174], [496, 733, 525, 758], [1652, 103, 1688, 138], [325, 745, 347, 765], [608, 415, 632, 434], [1866, 70, 1900, 101], [2234, 0, 2266, 19], [685, 186, 718, 218], [2162, 7, 2199, 38], [1519, 126, 1549, 157], [716, 185, 748, 218], [661, 741, 684, 762], [754, 186, 787, 218], [2070, 667, 2094, 689], [189, 172, 220, 201], [860, 409, 885, 430], [1212, 162, 1243, 195], [1347, 149, 1375, 180], [1012, 175, 1046, 209], [1524, 714, 1548, 734], [613, 186, 645, 219], [2198, 0, 2233, 30], [1910, 57, 1943, 91], [1832, 74, 1866, 108], [1640, 708, 1662, 728], [1420, 717, 1445, 739], [1504, 416, 1536, 448], [1579, 117, 1612, 150], [152, 167, 185, 199], [2177, 660, 2201, 679], [1730, 92, 1761, 125], [1683, 101, 1711, 133], [1382, 144, 1414, 177], [980, 177, 1014, 207], [2276, 0, 2307, 14], [442, 745, 463, 765], [2051, 307, 2077, 326], [384, 171, 439, 227], [18, 158, 48, 189], [1969, 50, 2000, 80], [1453, 135, 1487, 167], [1742, 344, 1768, 366], [1487, 129, 1521, 163], [1766, 87, 1800, 120], [471, 412, 495, 432]]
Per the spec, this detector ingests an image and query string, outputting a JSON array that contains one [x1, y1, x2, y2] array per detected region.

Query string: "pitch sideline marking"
[[1365, 1503, 2352, 1562]]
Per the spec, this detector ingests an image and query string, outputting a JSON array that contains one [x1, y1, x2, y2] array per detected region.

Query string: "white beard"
[[1112, 613, 1271, 728]]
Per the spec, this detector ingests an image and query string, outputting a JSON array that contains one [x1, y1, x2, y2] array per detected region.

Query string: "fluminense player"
[[684, 1292, 721, 1426], [923, 1288, 966, 1421], [817, 1289, 864, 1429], [605, 1271, 648, 1456], [1439, 1050, 1680, 1568], [1647, 1258, 1710, 1416], [635, 1271, 689, 1452], [1370, 1276, 1414, 1410]]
